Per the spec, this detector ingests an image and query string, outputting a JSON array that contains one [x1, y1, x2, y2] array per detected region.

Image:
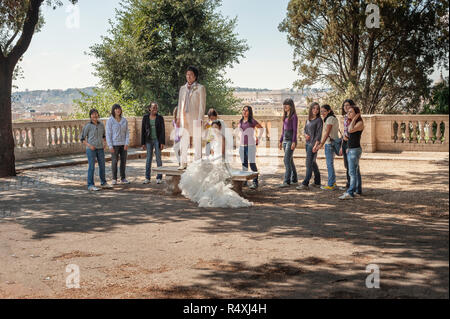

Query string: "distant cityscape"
[[11, 86, 331, 122]]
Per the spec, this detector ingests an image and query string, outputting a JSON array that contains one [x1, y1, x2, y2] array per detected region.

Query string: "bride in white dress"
[[179, 120, 253, 208]]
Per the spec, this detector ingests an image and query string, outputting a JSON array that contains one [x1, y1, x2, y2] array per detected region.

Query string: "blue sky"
[[14, 0, 298, 91], [14, 0, 446, 92]]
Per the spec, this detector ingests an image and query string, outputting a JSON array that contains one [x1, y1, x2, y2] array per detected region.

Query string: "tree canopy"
[[0, 0, 77, 177], [422, 77, 449, 114], [90, 0, 248, 115], [279, 0, 449, 114]]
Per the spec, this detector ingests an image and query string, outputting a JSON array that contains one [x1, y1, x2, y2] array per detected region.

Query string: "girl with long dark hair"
[[297, 102, 323, 190], [278, 98, 299, 187], [106, 104, 130, 185], [239, 105, 263, 189], [339, 99, 356, 191], [339, 105, 364, 199], [314, 104, 340, 190]]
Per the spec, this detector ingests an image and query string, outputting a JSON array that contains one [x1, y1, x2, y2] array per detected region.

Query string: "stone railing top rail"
[[12, 114, 448, 126]]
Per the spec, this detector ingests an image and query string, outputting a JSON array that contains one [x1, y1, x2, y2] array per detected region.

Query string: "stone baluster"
[[437, 121, 444, 144], [59, 126, 63, 145], [407, 121, 413, 143], [56, 126, 61, 145], [69, 125, 73, 144], [31, 128, 35, 147], [413, 121, 420, 143], [392, 121, 399, 143], [18, 128, 25, 148], [400, 122, 406, 143], [25, 128, 31, 148], [444, 121, 449, 144], [424, 121, 430, 144], [52, 127, 57, 146], [12, 129, 18, 147], [419, 121, 425, 144]]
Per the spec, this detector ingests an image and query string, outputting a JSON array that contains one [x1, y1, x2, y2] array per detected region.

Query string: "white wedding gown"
[[179, 135, 253, 208]]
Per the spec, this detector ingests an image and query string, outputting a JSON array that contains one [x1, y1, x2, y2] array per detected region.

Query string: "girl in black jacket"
[[141, 103, 165, 184]]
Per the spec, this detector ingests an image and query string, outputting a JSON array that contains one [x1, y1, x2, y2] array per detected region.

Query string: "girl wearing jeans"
[[278, 98, 298, 188], [80, 109, 113, 191], [339, 99, 356, 191], [339, 106, 364, 200], [314, 104, 340, 190], [297, 102, 323, 190], [239, 106, 263, 189], [141, 102, 165, 184]]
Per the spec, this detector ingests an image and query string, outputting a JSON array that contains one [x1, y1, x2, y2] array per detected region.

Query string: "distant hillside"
[[12, 87, 97, 106], [233, 87, 270, 92]]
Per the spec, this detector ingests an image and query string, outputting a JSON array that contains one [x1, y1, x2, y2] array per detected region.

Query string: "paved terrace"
[[0, 150, 448, 298]]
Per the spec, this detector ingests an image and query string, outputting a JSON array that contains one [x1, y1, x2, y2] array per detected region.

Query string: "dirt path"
[[0, 157, 448, 298]]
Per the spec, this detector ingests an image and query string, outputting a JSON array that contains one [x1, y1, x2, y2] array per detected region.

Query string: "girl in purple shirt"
[[278, 98, 298, 187]]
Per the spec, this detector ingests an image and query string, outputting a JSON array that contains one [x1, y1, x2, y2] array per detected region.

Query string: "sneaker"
[[177, 164, 187, 170], [296, 184, 309, 190], [101, 183, 113, 189], [339, 192, 354, 200], [121, 179, 130, 184], [291, 182, 299, 186], [143, 179, 151, 184], [249, 183, 258, 190], [111, 180, 118, 186], [156, 179, 162, 184], [321, 185, 336, 191], [354, 192, 362, 197], [310, 183, 321, 188], [88, 186, 100, 191], [338, 186, 347, 191], [277, 183, 290, 188]]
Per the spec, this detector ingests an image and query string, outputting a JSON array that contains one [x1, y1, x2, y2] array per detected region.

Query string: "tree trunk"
[[0, 61, 16, 177], [363, 33, 375, 114], [349, 0, 360, 87]]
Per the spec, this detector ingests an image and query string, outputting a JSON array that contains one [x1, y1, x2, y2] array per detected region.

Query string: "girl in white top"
[[314, 104, 340, 190]]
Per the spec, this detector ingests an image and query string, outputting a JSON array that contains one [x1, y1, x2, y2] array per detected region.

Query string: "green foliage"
[[279, 0, 449, 114], [90, 0, 248, 115], [71, 87, 144, 119], [422, 78, 449, 114], [203, 72, 241, 115]]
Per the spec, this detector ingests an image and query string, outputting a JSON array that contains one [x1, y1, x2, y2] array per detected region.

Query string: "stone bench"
[[153, 166, 259, 196]]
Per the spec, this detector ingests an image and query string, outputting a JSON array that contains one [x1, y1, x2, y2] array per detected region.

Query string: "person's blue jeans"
[[146, 140, 163, 180], [342, 141, 350, 188], [302, 144, 320, 186], [86, 148, 106, 188], [283, 141, 297, 184], [346, 147, 362, 196], [324, 144, 336, 187], [239, 145, 258, 186]]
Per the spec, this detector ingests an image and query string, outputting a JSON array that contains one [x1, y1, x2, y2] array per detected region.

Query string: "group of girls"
[[278, 98, 364, 199]]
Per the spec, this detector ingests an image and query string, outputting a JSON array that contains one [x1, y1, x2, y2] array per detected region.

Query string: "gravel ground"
[[0, 156, 448, 299]]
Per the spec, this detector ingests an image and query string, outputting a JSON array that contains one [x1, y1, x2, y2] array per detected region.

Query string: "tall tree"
[[90, 0, 248, 115], [279, 0, 449, 114], [0, 0, 77, 177]]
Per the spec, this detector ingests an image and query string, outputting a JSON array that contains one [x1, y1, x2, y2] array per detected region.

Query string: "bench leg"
[[231, 180, 244, 196], [166, 175, 182, 196]]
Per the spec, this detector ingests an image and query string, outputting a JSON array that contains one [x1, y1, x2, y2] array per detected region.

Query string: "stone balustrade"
[[13, 114, 448, 160]]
